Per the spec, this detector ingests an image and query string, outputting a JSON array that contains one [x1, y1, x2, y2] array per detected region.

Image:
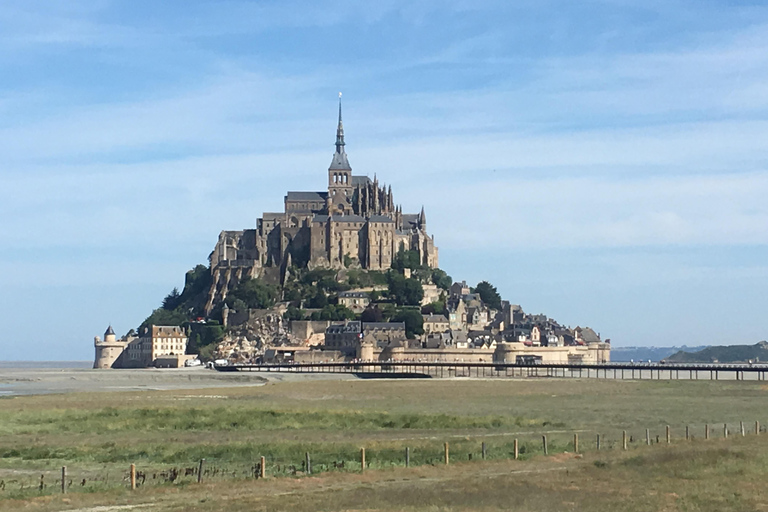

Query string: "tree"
[[308, 290, 328, 309], [283, 305, 306, 321], [229, 278, 279, 309], [475, 281, 502, 311], [387, 272, 424, 306], [393, 308, 424, 339], [431, 268, 453, 291], [139, 307, 188, 331], [162, 287, 182, 311], [361, 305, 384, 323], [392, 248, 423, 271]]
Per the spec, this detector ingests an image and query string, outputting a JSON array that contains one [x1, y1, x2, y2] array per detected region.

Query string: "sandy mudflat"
[[0, 366, 355, 396]]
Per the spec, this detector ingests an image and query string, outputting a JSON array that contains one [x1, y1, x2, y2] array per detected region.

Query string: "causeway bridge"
[[214, 361, 768, 381]]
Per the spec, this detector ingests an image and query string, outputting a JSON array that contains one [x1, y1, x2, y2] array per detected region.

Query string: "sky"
[[1, 0, 767, 360]]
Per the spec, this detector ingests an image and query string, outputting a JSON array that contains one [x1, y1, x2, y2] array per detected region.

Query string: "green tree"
[[387, 272, 424, 306], [308, 290, 328, 309], [162, 287, 182, 311], [393, 308, 424, 339], [361, 305, 384, 323], [139, 308, 188, 331], [392, 248, 423, 271], [229, 278, 279, 309], [475, 280, 502, 310], [283, 305, 306, 321], [431, 268, 453, 291]]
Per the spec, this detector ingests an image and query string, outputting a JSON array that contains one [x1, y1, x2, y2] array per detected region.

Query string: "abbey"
[[207, 100, 438, 312]]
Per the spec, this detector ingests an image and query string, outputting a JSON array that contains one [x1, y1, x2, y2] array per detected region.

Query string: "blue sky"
[[1, 0, 767, 360]]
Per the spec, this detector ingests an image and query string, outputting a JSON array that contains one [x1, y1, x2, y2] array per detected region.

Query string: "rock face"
[[215, 307, 297, 363]]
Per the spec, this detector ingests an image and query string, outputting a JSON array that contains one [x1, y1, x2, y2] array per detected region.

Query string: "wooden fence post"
[[542, 435, 548, 455], [481, 442, 487, 460], [197, 459, 205, 483], [622, 431, 628, 451], [740, 421, 745, 437], [444, 442, 449, 465], [130, 463, 136, 490], [405, 447, 410, 468], [757, 421, 761, 435], [305, 452, 311, 475], [574, 433, 579, 453], [514, 438, 519, 460], [260, 456, 266, 479], [61, 466, 67, 494], [360, 448, 366, 472], [666, 425, 670, 444], [646, 429, 650, 445], [596, 434, 601, 451], [724, 424, 728, 439], [705, 424, 710, 440], [686, 425, 689, 440]]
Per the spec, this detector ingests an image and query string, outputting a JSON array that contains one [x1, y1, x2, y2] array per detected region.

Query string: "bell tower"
[[328, 93, 353, 215]]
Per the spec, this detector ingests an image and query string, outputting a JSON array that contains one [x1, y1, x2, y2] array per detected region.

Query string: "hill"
[[610, 346, 708, 362], [666, 341, 768, 363]]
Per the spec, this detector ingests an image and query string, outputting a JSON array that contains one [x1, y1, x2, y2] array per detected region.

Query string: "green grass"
[[3, 377, 768, 508]]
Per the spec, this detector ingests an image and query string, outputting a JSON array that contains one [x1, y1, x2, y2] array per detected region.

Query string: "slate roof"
[[329, 151, 351, 170], [286, 191, 328, 202], [331, 214, 365, 223], [423, 314, 449, 323], [351, 175, 371, 186], [363, 322, 406, 330], [312, 214, 330, 223], [368, 215, 394, 223]]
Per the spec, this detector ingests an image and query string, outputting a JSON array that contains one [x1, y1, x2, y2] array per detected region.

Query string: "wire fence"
[[0, 420, 763, 500]]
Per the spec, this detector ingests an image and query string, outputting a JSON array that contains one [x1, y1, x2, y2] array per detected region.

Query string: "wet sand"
[[0, 366, 355, 396]]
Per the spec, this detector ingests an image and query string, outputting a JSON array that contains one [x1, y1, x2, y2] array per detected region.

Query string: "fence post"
[[666, 425, 670, 444], [360, 448, 366, 472], [542, 435, 548, 455], [514, 438, 519, 460], [724, 424, 728, 439], [622, 431, 627, 450], [61, 466, 67, 494], [444, 442, 449, 465], [740, 421, 745, 437], [130, 463, 136, 490], [705, 424, 709, 440], [305, 452, 311, 475], [482, 442, 487, 460], [197, 459, 205, 483], [405, 447, 410, 468], [757, 421, 761, 435], [596, 434, 601, 450], [646, 429, 650, 446], [686, 425, 689, 440], [574, 433, 579, 453], [260, 456, 266, 479]]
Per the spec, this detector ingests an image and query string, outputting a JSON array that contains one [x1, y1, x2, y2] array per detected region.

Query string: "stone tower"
[[327, 95, 354, 215]]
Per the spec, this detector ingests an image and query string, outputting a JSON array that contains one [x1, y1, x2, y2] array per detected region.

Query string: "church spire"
[[329, 93, 351, 171], [335, 93, 345, 153]]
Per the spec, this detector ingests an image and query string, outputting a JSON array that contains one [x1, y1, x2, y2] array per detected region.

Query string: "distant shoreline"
[[0, 361, 92, 369]]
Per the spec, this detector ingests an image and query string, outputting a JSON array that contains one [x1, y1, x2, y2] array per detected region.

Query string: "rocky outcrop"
[[214, 307, 297, 362]]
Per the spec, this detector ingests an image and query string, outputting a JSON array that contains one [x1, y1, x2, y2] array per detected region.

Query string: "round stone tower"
[[93, 325, 126, 369]]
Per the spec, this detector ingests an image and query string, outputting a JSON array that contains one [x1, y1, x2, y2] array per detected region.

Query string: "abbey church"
[[207, 100, 438, 312]]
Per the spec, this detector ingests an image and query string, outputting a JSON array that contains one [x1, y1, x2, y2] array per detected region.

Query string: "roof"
[[423, 314, 449, 323], [326, 321, 362, 334], [312, 214, 330, 223], [104, 325, 115, 336], [351, 175, 371, 187], [368, 215, 394, 223], [339, 291, 369, 298], [286, 191, 328, 202], [402, 214, 420, 226], [331, 214, 365, 223], [329, 150, 351, 170], [363, 322, 406, 330]]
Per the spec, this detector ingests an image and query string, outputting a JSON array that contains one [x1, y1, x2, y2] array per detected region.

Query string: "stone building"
[[93, 325, 193, 369], [206, 99, 438, 312]]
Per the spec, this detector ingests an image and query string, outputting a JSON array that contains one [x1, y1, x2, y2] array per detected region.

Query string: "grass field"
[[2, 377, 768, 510]]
